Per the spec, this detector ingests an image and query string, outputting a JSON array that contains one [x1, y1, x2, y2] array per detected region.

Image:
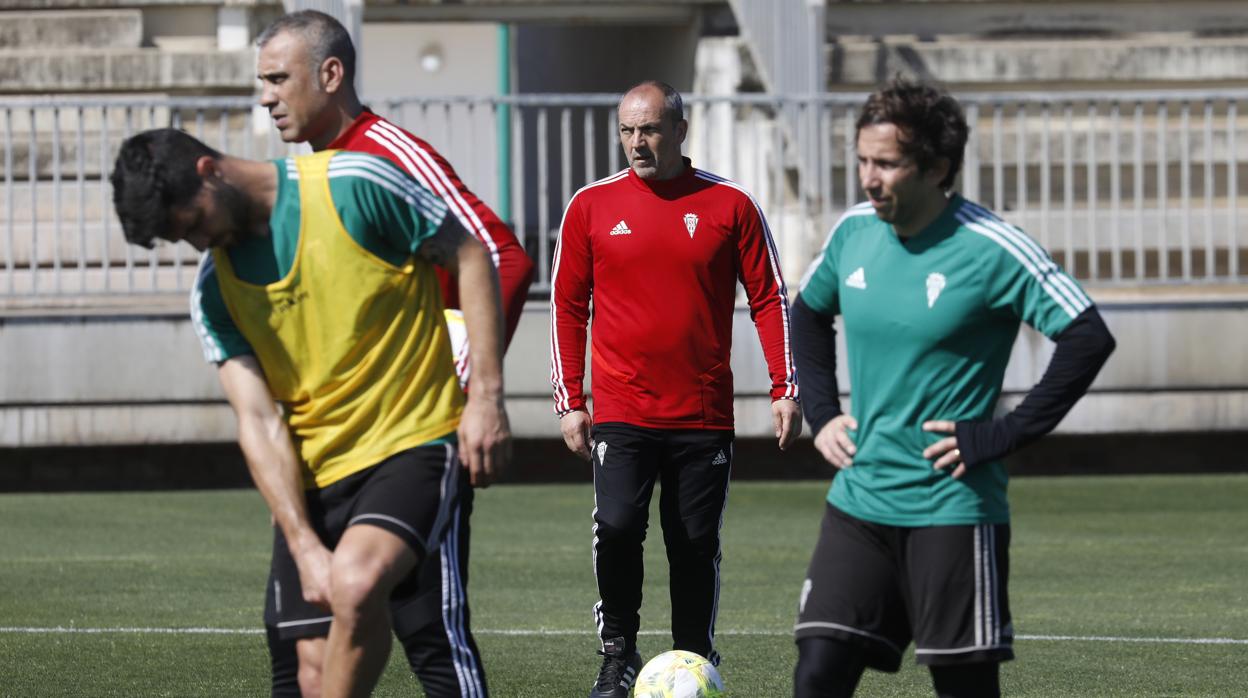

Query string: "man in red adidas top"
[[551, 81, 801, 698], [254, 11, 533, 697]]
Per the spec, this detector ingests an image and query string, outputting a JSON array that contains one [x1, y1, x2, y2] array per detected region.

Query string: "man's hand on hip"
[[772, 399, 803, 451], [560, 410, 593, 460], [922, 420, 968, 479]]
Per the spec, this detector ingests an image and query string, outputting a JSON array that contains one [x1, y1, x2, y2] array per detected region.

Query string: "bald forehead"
[[618, 87, 671, 125], [620, 85, 664, 110]]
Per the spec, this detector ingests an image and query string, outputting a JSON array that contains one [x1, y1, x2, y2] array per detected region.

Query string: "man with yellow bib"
[[110, 128, 511, 698]]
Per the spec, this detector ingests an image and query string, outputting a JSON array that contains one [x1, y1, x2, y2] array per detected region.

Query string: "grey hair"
[[623, 80, 685, 124], [256, 10, 356, 85]]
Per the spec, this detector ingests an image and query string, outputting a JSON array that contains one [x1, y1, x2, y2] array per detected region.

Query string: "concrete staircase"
[[713, 0, 1248, 284], [0, 9, 143, 51], [821, 0, 1248, 91], [0, 1, 272, 94], [0, 1, 281, 304]]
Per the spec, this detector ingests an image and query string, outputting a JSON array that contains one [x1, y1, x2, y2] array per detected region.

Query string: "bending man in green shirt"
[[111, 129, 510, 698]]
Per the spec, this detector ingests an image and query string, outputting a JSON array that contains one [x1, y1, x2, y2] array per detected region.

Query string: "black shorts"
[[795, 503, 1013, 670], [272, 443, 463, 640]]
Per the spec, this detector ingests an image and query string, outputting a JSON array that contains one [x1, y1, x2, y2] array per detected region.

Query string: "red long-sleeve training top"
[[328, 110, 534, 347], [550, 160, 798, 429]]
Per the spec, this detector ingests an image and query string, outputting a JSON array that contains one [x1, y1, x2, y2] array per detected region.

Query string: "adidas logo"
[[609, 220, 632, 236], [846, 267, 867, 289], [712, 450, 728, 466]]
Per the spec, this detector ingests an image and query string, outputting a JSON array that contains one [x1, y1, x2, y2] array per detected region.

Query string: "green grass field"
[[0, 475, 1245, 697]]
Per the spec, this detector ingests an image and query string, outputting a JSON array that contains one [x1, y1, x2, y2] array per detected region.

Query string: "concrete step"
[[0, 10, 142, 51], [3, 299, 1247, 446], [825, 1, 1248, 39], [3, 227, 1245, 298], [1, 0, 269, 8], [0, 117, 282, 181], [1, 221, 194, 266], [0, 261, 200, 297], [364, 0, 716, 22], [0, 48, 256, 94], [826, 36, 1248, 89]]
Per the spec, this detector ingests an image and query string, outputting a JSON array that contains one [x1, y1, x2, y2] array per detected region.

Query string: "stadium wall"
[[2, 293, 1244, 447]]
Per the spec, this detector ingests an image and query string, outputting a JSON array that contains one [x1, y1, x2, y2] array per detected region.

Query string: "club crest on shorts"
[[683, 213, 699, 238], [595, 441, 608, 465], [799, 578, 813, 613], [926, 272, 947, 308]]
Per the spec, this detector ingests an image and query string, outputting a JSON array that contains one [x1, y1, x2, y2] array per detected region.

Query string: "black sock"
[[793, 637, 868, 698], [930, 661, 1000, 698], [265, 624, 300, 698]]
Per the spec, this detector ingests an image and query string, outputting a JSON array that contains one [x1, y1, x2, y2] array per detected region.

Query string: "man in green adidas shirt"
[[790, 80, 1115, 697]]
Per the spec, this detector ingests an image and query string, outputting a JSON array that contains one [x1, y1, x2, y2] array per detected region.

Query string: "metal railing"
[[2, 89, 1247, 303]]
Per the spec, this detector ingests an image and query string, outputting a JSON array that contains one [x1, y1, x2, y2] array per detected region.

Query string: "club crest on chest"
[[683, 213, 699, 238], [926, 272, 947, 308]]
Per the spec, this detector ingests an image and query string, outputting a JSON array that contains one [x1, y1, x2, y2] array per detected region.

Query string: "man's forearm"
[[218, 359, 317, 551], [791, 295, 844, 433], [956, 307, 1116, 465], [456, 239, 506, 400], [238, 414, 313, 540]]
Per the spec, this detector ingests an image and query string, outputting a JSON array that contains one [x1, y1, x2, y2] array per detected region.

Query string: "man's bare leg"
[[320, 524, 419, 698], [295, 637, 326, 698]]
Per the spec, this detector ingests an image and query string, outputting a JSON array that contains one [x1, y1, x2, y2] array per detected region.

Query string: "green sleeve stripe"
[[960, 199, 1093, 308], [328, 154, 448, 225], [954, 201, 1092, 318]]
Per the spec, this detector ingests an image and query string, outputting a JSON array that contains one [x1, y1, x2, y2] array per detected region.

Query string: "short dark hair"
[[856, 78, 968, 190], [110, 128, 219, 249], [623, 80, 684, 125], [257, 10, 356, 86]]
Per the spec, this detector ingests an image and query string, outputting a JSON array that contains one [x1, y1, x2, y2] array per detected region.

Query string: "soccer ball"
[[633, 650, 724, 698]]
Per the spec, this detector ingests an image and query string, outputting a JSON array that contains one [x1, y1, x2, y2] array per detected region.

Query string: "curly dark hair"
[[110, 128, 220, 249], [856, 78, 968, 190]]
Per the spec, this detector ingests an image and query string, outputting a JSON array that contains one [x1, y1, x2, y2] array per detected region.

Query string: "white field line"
[[0, 627, 1245, 645]]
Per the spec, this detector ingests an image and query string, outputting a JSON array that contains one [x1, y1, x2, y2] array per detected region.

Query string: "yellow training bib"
[[214, 150, 463, 488]]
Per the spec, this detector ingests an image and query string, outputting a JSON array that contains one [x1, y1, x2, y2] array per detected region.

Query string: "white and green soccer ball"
[[632, 650, 724, 698]]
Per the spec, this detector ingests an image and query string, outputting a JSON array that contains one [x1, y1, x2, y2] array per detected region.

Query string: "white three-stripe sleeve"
[[327, 154, 448, 224], [695, 171, 798, 399], [955, 200, 1093, 335], [190, 253, 251, 364], [549, 171, 629, 414], [363, 122, 501, 268]]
